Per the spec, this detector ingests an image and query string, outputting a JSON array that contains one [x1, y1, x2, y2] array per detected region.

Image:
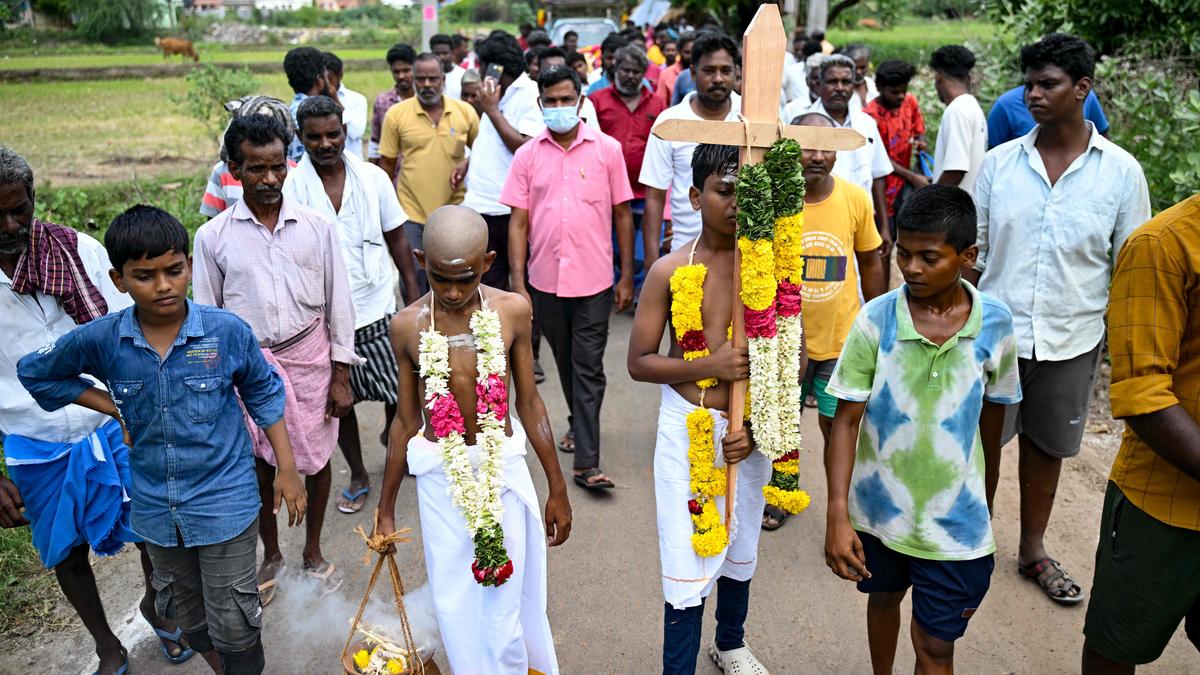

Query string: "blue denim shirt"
[[17, 301, 285, 547]]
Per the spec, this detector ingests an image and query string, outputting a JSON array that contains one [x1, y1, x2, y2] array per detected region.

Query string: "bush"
[[38, 172, 211, 237], [986, 0, 1200, 57], [170, 64, 259, 145], [1096, 55, 1200, 212]]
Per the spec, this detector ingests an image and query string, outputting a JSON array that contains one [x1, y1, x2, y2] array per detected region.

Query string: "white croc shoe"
[[707, 640, 770, 675]]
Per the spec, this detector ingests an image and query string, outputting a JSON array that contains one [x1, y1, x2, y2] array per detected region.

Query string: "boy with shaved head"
[[377, 205, 572, 675]]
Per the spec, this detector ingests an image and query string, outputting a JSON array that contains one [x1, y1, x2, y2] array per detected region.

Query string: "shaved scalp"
[[423, 205, 488, 263], [792, 111, 836, 127]]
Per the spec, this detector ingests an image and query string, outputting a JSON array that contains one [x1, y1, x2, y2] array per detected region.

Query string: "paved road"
[[3, 311, 1197, 674]]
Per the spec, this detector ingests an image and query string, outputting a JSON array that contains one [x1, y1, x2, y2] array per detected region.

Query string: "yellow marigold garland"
[[670, 261, 728, 558], [773, 211, 806, 283], [737, 238, 777, 311]]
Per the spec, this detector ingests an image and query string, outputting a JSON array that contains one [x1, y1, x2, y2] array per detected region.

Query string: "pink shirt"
[[193, 198, 360, 365], [501, 123, 633, 298]]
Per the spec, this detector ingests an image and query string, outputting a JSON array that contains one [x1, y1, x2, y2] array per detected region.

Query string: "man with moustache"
[[283, 95, 420, 515], [803, 54, 894, 257], [591, 44, 667, 289], [967, 34, 1150, 607], [429, 33, 467, 100], [641, 32, 742, 270], [283, 47, 336, 163], [380, 53, 480, 296], [193, 113, 360, 599], [368, 44, 417, 163]]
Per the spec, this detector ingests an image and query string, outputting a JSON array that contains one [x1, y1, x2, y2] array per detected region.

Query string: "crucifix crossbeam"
[[650, 3, 864, 524]]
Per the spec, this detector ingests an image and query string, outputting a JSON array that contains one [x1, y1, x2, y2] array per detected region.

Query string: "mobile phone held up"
[[484, 63, 504, 86]]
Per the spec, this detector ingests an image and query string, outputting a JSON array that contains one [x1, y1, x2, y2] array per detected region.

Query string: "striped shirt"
[[192, 198, 361, 365], [1107, 195, 1200, 531]]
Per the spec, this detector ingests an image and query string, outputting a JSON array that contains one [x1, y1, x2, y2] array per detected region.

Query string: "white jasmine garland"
[[775, 315, 805, 451], [418, 307, 509, 538], [748, 335, 786, 459]]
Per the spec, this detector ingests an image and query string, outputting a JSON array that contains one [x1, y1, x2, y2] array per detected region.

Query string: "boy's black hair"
[[566, 51, 587, 68], [563, 30, 578, 41], [690, 143, 739, 190], [691, 32, 740, 69], [283, 47, 327, 94], [677, 31, 697, 50], [526, 46, 546, 67], [537, 65, 582, 95], [385, 43, 417, 66], [476, 34, 526, 76], [224, 114, 290, 165], [450, 34, 468, 49], [538, 46, 567, 66], [104, 205, 190, 273], [295, 94, 343, 133], [1020, 33, 1095, 82], [928, 45, 975, 80], [874, 59, 916, 88], [429, 33, 453, 50], [323, 51, 343, 76], [601, 32, 628, 57], [896, 184, 977, 252]]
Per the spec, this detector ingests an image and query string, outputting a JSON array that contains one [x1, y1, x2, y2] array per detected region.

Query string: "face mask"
[[542, 105, 580, 134]]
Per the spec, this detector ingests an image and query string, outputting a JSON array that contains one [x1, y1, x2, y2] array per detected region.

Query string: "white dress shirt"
[[640, 91, 744, 251], [283, 151, 408, 328], [974, 122, 1151, 361], [444, 64, 466, 100], [1, 232, 132, 448], [462, 73, 545, 216], [805, 99, 892, 196], [338, 84, 369, 160]]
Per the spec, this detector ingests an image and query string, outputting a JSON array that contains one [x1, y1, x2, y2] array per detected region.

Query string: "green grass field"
[[1, 69, 398, 186], [828, 18, 997, 62], [0, 46, 390, 71]]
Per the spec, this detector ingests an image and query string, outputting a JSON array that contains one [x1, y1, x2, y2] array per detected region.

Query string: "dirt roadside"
[[0, 319, 1195, 674]]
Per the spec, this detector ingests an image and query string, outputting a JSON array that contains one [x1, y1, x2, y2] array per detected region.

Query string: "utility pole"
[[421, 0, 438, 51], [806, 0, 828, 34]]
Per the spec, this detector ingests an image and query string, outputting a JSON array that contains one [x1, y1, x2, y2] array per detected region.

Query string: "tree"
[[986, 0, 1200, 57], [69, 0, 162, 44]]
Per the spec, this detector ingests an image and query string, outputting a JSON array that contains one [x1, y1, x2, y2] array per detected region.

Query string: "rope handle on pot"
[[342, 511, 425, 674]]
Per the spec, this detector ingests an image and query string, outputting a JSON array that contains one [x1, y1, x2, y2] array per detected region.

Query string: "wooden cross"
[[651, 4, 865, 525]]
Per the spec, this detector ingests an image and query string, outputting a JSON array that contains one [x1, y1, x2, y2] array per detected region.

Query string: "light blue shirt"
[[288, 92, 309, 162], [973, 122, 1151, 361]]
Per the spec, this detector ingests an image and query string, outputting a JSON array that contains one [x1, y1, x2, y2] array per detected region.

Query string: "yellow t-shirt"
[[800, 177, 881, 361], [378, 95, 480, 223]]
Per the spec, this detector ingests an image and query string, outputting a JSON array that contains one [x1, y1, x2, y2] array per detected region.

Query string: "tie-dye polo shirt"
[[827, 281, 1022, 561]]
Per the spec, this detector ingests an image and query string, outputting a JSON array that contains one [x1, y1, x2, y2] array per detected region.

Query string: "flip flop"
[[92, 649, 128, 675], [154, 626, 196, 664], [573, 468, 614, 490], [557, 430, 574, 454], [304, 561, 344, 598], [761, 505, 789, 531], [337, 485, 370, 514], [258, 561, 287, 607]]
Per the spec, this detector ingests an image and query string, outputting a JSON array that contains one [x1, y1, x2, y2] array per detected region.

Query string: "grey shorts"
[[146, 518, 261, 654], [1002, 342, 1103, 459]]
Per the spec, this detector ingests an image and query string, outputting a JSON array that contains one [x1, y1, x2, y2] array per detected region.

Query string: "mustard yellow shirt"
[[800, 178, 882, 362], [1107, 194, 1200, 531], [378, 95, 480, 223]]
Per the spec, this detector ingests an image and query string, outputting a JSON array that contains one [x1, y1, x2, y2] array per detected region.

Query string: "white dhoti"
[[407, 420, 559, 675], [654, 385, 772, 610]]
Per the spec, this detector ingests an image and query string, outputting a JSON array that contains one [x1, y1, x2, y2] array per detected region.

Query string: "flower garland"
[[669, 254, 728, 557], [735, 162, 786, 460], [763, 139, 812, 515], [418, 303, 513, 586]]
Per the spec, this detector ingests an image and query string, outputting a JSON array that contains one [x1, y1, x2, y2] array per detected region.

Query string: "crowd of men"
[[0, 17, 1197, 675]]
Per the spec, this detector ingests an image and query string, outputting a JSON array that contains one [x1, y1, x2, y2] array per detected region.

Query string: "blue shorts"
[[855, 531, 994, 642]]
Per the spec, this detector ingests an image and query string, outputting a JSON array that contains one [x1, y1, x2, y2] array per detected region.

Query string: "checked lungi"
[[350, 315, 398, 405]]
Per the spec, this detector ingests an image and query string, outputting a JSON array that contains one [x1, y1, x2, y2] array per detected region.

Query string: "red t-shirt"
[[589, 86, 667, 200], [865, 93, 926, 217]]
